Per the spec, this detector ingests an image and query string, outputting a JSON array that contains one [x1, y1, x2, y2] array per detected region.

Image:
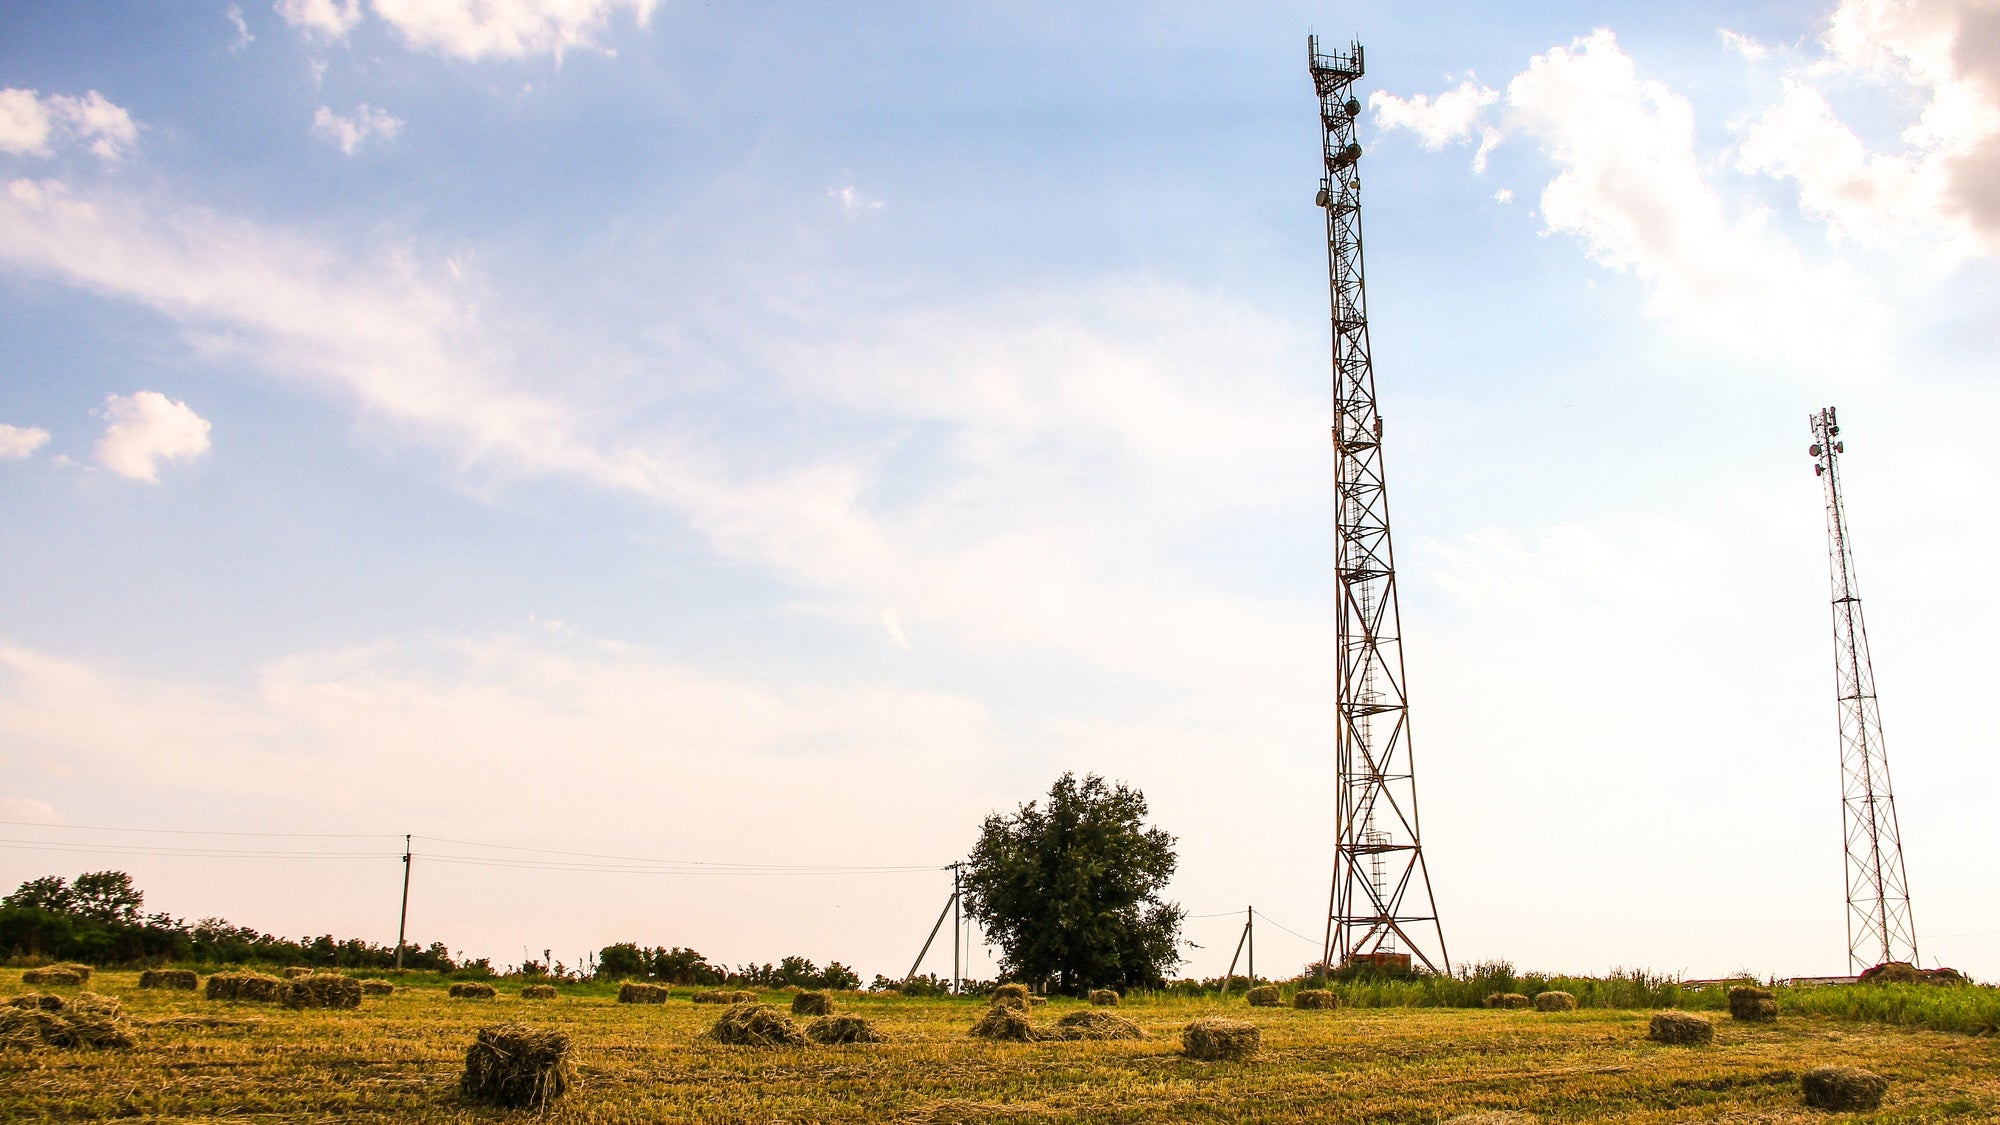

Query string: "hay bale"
[[1728, 985, 1777, 1021], [991, 983, 1031, 1009], [1485, 992, 1530, 1010], [791, 990, 833, 1016], [806, 1015, 888, 1044], [1182, 1016, 1259, 1061], [1245, 985, 1282, 1007], [205, 972, 282, 1002], [1801, 1065, 1888, 1111], [58, 963, 93, 982], [1648, 1010, 1713, 1046], [6, 992, 64, 1011], [139, 969, 198, 991], [1054, 1009, 1144, 1040], [1858, 961, 1925, 985], [708, 1002, 807, 1047], [449, 982, 498, 1000], [1088, 989, 1120, 1006], [617, 982, 668, 1004], [1533, 991, 1577, 1013], [280, 973, 363, 1010], [1441, 1114, 1539, 1125], [521, 984, 557, 1000], [969, 1003, 1040, 1042], [691, 989, 731, 1004], [359, 979, 394, 997], [0, 991, 133, 1050], [1294, 989, 1341, 1010], [282, 966, 314, 979], [1029, 995, 1047, 1006], [20, 966, 84, 988], [461, 1023, 573, 1111]]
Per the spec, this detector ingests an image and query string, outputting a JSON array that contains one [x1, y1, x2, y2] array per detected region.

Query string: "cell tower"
[[1309, 36, 1449, 975], [1809, 407, 1919, 972]]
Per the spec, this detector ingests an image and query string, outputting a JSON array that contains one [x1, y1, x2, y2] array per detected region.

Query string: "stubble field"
[[5, 970, 1999, 1123]]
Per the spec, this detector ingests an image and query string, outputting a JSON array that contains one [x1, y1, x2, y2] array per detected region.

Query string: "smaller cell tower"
[[1809, 407, 1918, 972]]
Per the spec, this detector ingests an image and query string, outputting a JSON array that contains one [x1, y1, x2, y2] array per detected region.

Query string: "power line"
[[0, 839, 395, 860], [0, 819, 398, 840], [412, 834, 934, 874]]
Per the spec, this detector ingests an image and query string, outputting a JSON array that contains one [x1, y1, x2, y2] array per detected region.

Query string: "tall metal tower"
[[1309, 36, 1449, 976], [1809, 407, 1919, 972]]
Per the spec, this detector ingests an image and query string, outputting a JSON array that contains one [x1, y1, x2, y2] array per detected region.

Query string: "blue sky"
[[2, 0, 1996, 981]]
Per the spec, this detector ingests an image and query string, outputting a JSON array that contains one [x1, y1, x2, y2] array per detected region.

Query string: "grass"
[[3, 969, 1999, 1122]]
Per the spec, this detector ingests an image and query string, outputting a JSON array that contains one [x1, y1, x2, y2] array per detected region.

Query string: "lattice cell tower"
[[1309, 36, 1449, 975], [1809, 407, 1919, 972]]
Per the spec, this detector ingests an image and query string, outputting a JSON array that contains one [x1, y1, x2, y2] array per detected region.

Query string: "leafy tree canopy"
[[961, 772, 1184, 993]]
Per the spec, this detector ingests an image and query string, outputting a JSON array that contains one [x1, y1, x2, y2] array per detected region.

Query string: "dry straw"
[[7, 992, 65, 1011], [1087, 989, 1120, 1006], [1294, 989, 1340, 1010], [20, 966, 84, 988], [618, 982, 669, 1004], [1484, 992, 1530, 1010], [1728, 985, 1777, 1022], [791, 990, 833, 1016], [991, 983, 1031, 1010], [461, 1023, 574, 1111], [692, 989, 756, 1004], [521, 984, 557, 1000], [1801, 1065, 1888, 1111], [1182, 1016, 1259, 1061], [969, 1004, 1041, 1042], [1647, 1010, 1714, 1045], [449, 982, 498, 1000], [280, 974, 363, 1010], [205, 972, 283, 1002], [0, 991, 133, 1050], [359, 980, 395, 997], [282, 967, 314, 979], [708, 1002, 807, 1047], [1244, 985, 1282, 1007], [1054, 1009, 1144, 1040], [139, 969, 198, 991], [1441, 1114, 1539, 1125], [1533, 991, 1577, 1013], [806, 1015, 888, 1044]]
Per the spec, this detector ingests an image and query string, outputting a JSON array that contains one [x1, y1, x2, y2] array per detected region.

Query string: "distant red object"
[[1857, 961, 1969, 985], [1342, 952, 1412, 974]]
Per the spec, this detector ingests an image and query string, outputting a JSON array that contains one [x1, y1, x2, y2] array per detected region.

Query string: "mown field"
[[5, 970, 2000, 1123]]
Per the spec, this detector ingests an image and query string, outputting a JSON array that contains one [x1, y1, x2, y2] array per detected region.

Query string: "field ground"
[[5, 971, 2000, 1123]]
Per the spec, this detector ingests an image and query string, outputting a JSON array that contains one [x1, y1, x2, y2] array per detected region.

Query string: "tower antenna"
[[1809, 407, 1918, 972], [1308, 36, 1449, 976]]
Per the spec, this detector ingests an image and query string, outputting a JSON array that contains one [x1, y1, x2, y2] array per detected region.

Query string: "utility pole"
[[1309, 35, 1449, 976], [906, 863, 962, 988], [1248, 905, 1255, 984], [1810, 407, 1919, 972], [952, 861, 962, 995], [395, 833, 412, 971]]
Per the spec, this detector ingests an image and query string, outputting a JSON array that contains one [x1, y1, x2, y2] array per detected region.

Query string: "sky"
[[1, 0, 1995, 984]]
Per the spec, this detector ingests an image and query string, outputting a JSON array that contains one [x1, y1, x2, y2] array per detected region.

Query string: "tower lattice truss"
[[1310, 37, 1449, 976], [1810, 407, 1918, 972]]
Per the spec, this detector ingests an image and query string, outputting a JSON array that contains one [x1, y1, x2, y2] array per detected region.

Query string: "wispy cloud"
[[93, 392, 211, 482], [0, 423, 51, 460], [312, 104, 404, 154]]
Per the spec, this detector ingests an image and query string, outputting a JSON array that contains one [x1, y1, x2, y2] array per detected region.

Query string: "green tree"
[[961, 772, 1184, 993], [69, 871, 143, 924]]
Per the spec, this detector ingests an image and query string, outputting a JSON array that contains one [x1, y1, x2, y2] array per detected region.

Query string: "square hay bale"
[[280, 973, 363, 1010], [1245, 985, 1283, 1007], [1441, 1114, 1539, 1125], [806, 1015, 888, 1044], [1294, 989, 1341, 1010], [521, 984, 557, 1000], [708, 1002, 807, 1047], [1029, 995, 1047, 1006], [991, 983, 1031, 1009], [461, 1023, 573, 1111], [282, 967, 314, 979], [791, 990, 833, 1016], [0, 991, 133, 1050], [1088, 989, 1120, 1006], [449, 982, 498, 1000], [1054, 1009, 1144, 1040], [618, 982, 669, 1004], [1648, 1010, 1713, 1046], [1533, 991, 1578, 1013], [139, 969, 199, 991], [691, 989, 732, 1004], [970, 1003, 1041, 1042], [1182, 1016, 1259, 1061], [1802, 1065, 1888, 1111], [1487, 992, 1530, 1010], [727, 989, 756, 1004], [6, 992, 64, 1011], [20, 966, 84, 988], [359, 980, 394, 997], [205, 972, 282, 1003], [1728, 986, 1777, 1021], [55, 963, 93, 982]]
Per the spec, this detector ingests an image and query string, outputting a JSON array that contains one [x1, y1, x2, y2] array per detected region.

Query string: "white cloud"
[[0, 423, 50, 460], [1370, 79, 1501, 171], [274, 0, 361, 39], [830, 185, 884, 211], [0, 89, 137, 160], [227, 5, 255, 50], [0, 796, 60, 824], [93, 391, 212, 482], [880, 608, 911, 649], [312, 104, 404, 154], [1493, 188, 1513, 204], [1720, 28, 1770, 60]]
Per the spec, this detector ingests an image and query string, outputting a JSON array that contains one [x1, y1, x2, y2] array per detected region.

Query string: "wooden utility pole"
[[395, 834, 412, 970]]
